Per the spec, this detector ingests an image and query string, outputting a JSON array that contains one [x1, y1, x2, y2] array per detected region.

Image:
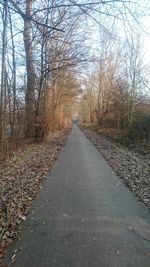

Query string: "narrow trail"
[[5, 126, 150, 267]]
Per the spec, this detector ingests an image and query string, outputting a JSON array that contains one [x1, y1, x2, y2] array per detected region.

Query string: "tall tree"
[[0, 0, 8, 154], [24, 0, 35, 137]]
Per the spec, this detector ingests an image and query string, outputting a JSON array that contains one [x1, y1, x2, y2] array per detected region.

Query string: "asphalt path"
[[5, 125, 150, 267]]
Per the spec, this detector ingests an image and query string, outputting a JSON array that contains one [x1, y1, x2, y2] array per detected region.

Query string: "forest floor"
[[80, 124, 150, 210], [0, 129, 70, 264]]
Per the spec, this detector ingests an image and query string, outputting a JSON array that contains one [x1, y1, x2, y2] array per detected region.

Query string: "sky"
[[1, 0, 150, 80], [140, 16, 150, 62], [83, 0, 150, 66]]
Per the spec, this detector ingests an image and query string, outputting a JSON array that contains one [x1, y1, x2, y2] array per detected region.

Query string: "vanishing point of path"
[[5, 126, 150, 267]]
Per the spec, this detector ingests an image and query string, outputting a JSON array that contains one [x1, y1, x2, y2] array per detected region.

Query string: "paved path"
[[5, 126, 150, 267]]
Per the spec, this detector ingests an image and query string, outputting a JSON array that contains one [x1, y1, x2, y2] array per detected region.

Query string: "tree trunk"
[[0, 0, 8, 157], [9, 10, 16, 142], [24, 0, 35, 137]]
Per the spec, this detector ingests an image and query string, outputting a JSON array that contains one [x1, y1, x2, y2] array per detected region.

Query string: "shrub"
[[128, 113, 150, 143]]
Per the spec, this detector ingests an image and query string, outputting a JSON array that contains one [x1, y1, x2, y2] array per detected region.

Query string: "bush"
[[128, 113, 150, 143]]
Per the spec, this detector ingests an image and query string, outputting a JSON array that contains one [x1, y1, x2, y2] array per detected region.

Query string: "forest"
[[0, 0, 150, 161], [0, 1, 150, 265], [79, 32, 150, 145], [0, 0, 83, 160]]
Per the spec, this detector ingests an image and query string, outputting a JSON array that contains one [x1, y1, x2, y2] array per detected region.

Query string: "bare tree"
[[0, 0, 8, 158]]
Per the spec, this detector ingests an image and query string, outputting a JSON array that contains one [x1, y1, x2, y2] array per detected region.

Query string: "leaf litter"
[[0, 129, 70, 265], [81, 127, 150, 210]]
